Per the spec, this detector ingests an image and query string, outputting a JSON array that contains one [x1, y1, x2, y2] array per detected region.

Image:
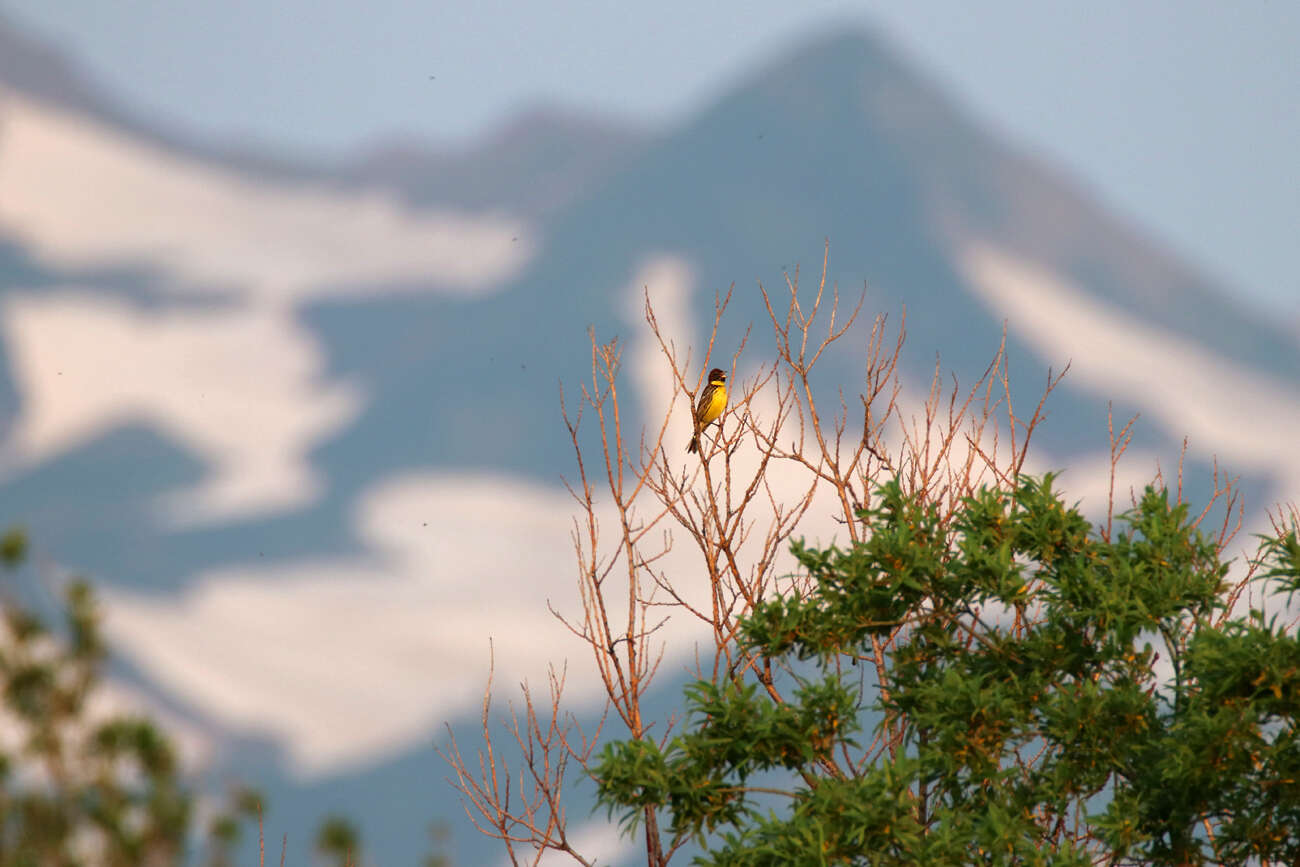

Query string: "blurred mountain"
[[338, 105, 649, 215], [2, 13, 1297, 866]]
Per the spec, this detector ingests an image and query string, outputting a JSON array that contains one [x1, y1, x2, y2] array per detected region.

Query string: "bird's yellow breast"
[[699, 382, 727, 425]]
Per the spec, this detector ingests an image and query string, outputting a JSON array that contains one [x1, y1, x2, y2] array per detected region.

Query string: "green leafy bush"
[[594, 476, 1300, 865]]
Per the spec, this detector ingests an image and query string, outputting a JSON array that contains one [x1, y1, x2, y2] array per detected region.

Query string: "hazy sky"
[[3, 0, 1296, 317]]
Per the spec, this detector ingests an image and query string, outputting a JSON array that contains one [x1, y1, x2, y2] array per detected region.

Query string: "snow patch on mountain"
[[0, 87, 547, 523], [961, 243, 1300, 505], [0, 89, 534, 304], [99, 472, 615, 778], [1, 291, 360, 523]]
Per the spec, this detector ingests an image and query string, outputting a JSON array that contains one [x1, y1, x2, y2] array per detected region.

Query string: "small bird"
[[687, 368, 728, 453]]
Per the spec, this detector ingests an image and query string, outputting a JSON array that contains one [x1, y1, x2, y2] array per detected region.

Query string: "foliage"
[[315, 814, 360, 867], [0, 527, 264, 866], [593, 475, 1300, 865], [203, 786, 266, 867]]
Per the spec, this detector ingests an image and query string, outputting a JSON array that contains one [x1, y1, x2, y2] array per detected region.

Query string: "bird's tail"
[[687, 434, 700, 453]]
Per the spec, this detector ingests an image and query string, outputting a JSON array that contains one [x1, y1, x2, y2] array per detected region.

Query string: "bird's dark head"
[[707, 368, 726, 383]]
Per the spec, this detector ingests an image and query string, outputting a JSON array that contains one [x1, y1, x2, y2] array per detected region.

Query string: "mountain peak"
[[755, 24, 954, 111], [685, 22, 980, 172], [777, 24, 915, 78]]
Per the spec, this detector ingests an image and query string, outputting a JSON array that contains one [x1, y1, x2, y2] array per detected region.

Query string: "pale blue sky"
[[4, 0, 1296, 316]]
